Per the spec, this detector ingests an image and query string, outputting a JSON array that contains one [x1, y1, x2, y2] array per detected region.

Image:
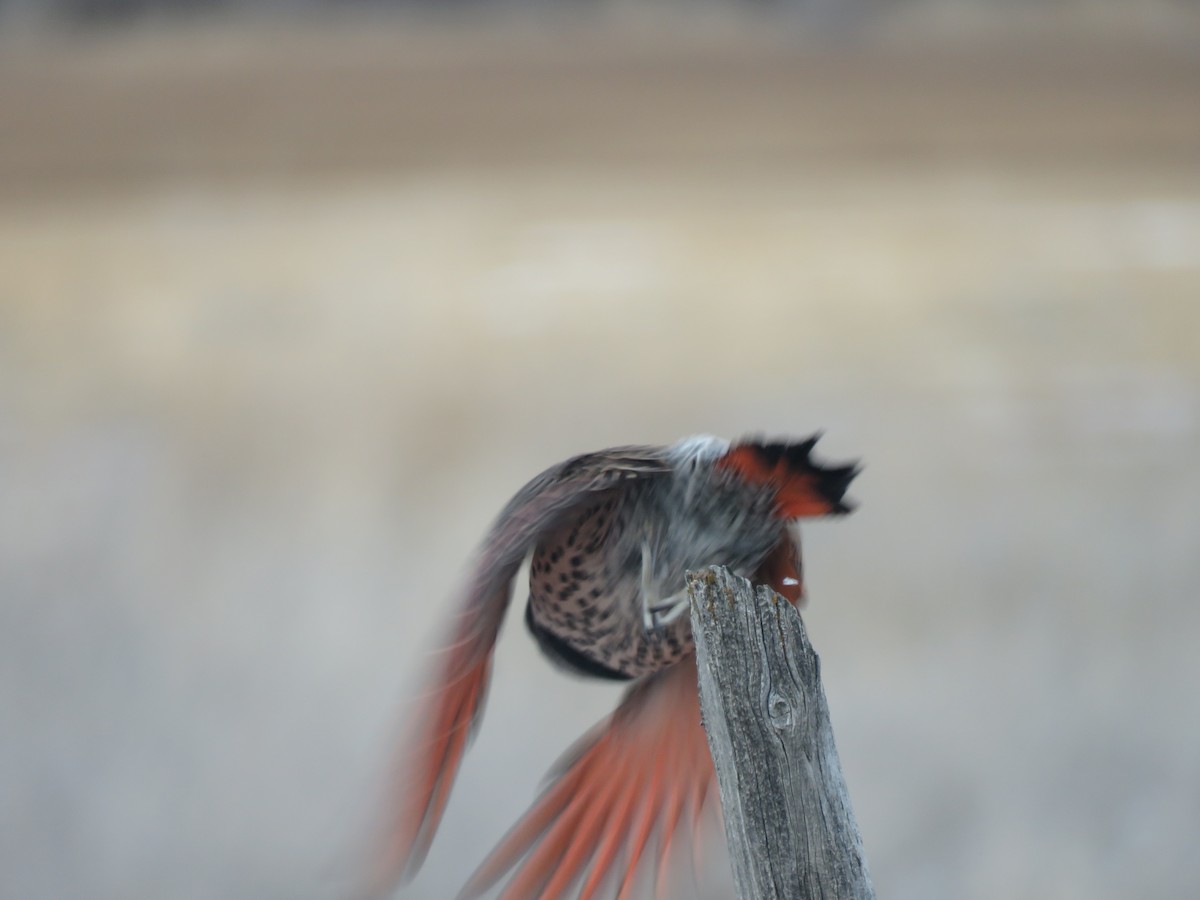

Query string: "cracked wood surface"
[[689, 567, 874, 900]]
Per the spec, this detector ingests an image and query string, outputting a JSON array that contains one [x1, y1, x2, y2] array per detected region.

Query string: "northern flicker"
[[379, 434, 859, 898]]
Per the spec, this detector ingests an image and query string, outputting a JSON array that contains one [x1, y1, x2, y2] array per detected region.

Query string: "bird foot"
[[640, 538, 688, 630], [643, 591, 690, 631]]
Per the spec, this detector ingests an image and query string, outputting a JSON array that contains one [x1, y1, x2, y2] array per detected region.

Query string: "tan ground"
[[2, 14, 1199, 900]]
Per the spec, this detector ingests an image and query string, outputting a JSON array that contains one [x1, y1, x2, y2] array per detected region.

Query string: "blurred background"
[[2, 1, 1199, 898]]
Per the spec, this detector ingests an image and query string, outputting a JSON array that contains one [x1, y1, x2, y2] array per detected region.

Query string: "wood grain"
[[690, 566, 874, 900]]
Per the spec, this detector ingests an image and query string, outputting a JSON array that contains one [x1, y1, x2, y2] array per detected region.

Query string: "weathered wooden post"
[[688, 566, 874, 900]]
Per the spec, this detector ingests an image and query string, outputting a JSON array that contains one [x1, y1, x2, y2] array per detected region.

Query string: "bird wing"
[[456, 653, 716, 900], [378, 446, 673, 886], [756, 527, 807, 605], [451, 529, 813, 899]]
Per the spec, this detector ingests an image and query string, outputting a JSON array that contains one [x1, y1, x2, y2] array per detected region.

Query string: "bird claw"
[[644, 592, 690, 631], [640, 537, 688, 630]]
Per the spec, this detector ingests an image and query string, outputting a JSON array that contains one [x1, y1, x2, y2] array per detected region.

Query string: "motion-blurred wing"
[[756, 528, 807, 606], [379, 446, 673, 886], [456, 655, 716, 900]]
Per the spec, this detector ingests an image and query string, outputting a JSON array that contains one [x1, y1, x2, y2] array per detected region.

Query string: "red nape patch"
[[717, 436, 859, 519]]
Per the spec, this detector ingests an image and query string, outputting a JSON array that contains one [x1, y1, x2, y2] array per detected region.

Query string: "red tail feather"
[[718, 436, 859, 519]]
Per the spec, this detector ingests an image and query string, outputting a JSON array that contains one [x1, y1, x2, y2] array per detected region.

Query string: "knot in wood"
[[767, 689, 793, 730]]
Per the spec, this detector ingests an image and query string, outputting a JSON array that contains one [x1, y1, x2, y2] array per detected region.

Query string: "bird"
[[376, 433, 859, 899]]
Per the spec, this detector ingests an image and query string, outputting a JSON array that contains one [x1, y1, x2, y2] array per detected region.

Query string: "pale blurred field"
[[2, 11, 1200, 900]]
